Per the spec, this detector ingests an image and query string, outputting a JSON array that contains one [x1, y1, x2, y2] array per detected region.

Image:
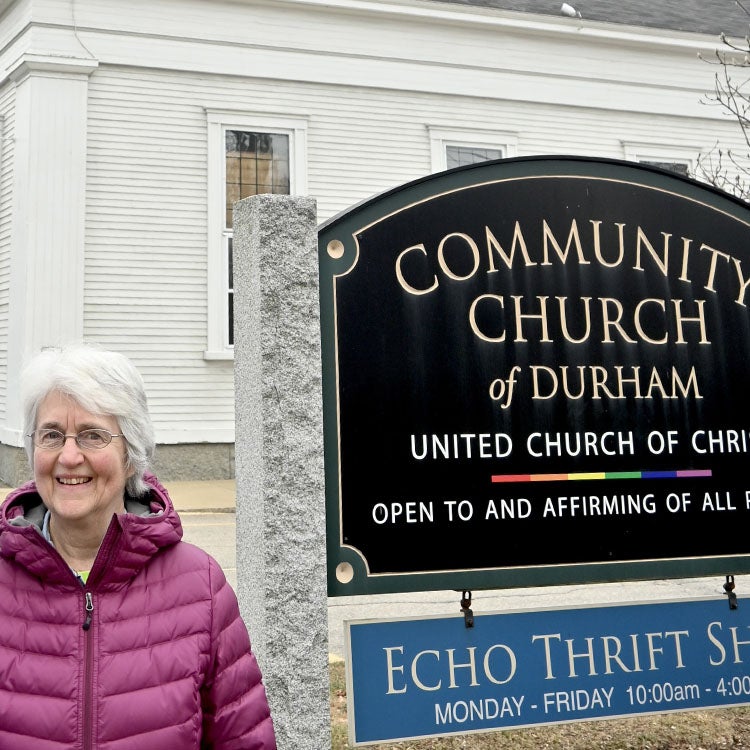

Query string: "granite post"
[[232, 194, 329, 749]]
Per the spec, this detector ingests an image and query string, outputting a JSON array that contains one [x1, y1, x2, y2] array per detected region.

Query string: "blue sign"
[[345, 597, 750, 745]]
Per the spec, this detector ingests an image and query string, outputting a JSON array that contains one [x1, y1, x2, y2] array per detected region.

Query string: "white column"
[[3, 56, 97, 445]]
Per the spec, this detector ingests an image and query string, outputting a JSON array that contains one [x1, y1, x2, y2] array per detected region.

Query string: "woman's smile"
[[56, 476, 92, 485]]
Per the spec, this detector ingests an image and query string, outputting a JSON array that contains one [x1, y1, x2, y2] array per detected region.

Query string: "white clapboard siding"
[[85, 68, 217, 441], [0, 84, 15, 425], [0, 0, 725, 447], [81, 54, 748, 445]]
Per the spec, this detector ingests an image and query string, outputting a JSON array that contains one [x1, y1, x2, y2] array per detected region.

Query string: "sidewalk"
[[0, 480, 237, 512], [162, 480, 236, 512]]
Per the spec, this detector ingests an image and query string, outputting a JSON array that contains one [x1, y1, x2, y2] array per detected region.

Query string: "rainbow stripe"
[[491, 469, 712, 483]]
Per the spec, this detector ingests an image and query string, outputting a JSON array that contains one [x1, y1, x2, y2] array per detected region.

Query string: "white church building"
[[0, 0, 746, 483]]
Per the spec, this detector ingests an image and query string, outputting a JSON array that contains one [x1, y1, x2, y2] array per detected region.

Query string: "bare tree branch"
[[695, 4, 750, 201]]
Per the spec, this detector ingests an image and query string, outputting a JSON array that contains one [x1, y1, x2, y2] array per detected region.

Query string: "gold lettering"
[[437, 233, 480, 281], [512, 295, 551, 343], [700, 243, 731, 292], [634, 298, 668, 345], [542, 219, 590, 266], [672, 299, 709, 344], [601, 298, 637, 344], [591, 220, 626, 267], [733, 256, 750, 306], [679, 237, 693, 282], [557, 296, 592, 343], [635, 227, 671, 276], [672, 366, 702, 399], [486, 222, 536, 271], [590, 366, 617, 399], [531, 365, 557, 400], [560, 365, 586, 399], [614, 366, 642, 398], [395, 244, 438, 296], [646, 368, 668, 399], [469, 294, 506, 342]]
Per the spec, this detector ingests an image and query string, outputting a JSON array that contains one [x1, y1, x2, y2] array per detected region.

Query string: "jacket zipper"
[[78, 521, 117, 750], [82, 591, 94, 750], [79, 521, 117, 750], [83, 591, 93, 631]]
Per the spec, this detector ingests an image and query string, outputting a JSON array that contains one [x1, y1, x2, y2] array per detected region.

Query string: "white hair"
[[22, 343, 155, 498]]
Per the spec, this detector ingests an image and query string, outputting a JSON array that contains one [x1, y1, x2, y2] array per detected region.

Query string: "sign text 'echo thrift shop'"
[[345, 598, 750, 744]]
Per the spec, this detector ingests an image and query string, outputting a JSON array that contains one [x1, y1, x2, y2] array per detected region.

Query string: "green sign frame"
[[319, 156, 750, 596]]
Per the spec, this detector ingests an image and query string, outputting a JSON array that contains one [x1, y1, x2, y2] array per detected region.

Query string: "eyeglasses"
[[29, 428, 125, 451]]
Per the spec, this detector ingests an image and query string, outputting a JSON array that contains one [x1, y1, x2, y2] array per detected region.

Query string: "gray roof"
[[433, 0, 750, 36]]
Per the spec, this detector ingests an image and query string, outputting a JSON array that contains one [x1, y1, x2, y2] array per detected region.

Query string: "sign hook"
[[460, 590, 474, 628], [724, 575, 738, 610]]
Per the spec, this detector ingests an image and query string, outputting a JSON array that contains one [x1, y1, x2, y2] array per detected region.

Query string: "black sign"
[[319, 156, 750, 595]]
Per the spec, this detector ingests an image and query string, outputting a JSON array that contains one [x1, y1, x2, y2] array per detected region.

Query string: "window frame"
[[621, 141, 699, 176], [428, 126, 518, 173], [205, 110, 308, 359]]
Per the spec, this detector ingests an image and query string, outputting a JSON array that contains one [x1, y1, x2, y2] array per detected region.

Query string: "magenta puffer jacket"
[[0, 474, 276, 750]]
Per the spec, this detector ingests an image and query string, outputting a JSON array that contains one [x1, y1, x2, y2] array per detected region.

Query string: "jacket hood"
[[0, 472, 183, 588]]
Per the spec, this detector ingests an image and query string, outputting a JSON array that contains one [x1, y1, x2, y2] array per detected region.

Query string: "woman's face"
[[33, 390, 133, 527]]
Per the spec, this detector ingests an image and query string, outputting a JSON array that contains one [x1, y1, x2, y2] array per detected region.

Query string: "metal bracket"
[[724, 575, 738, 610], [460, 590, 474, 628]]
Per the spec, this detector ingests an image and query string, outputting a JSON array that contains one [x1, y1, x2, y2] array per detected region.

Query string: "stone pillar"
[[232, 194, 329, 749]]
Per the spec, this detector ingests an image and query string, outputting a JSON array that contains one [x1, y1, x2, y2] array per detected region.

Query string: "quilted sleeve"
[[201, 557, 277, 750]]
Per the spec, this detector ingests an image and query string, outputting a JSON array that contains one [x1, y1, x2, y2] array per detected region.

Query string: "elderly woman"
[[0, 344, 276, 749]]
